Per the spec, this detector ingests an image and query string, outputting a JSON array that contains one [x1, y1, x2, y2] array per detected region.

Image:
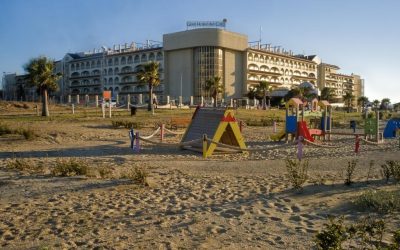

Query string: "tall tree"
[[247, 86, 257, 100], [342, 91, 354, 113], [284, 87, 301, 101], [320, 87, 335, 102], [205, 76, 223, 107], [25, 56, 61, 116], [284, 86, 314, 102], [357, 96, 369, 112], [256, 81, 272, 110], [372, 99, 380, 110], [136, 61, 161, 112], [380, 98, 391, 110], [300, 86, 316, 101]]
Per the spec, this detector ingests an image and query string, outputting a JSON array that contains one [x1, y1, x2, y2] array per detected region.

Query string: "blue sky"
[[0, 0, 399, 103]]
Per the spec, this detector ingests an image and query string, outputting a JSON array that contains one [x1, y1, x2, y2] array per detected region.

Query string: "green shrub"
[[315, 216, 347, 250], [5, 158, 44, 173], [98, 166, 113, 179], [0, 123, 12, 135], [344, 160, 357, 186], [366, 160, 375, 184], [120, 167, 148, 186], [111, 120, 143, 129], [52, 158, 88, 177], [380, 160, 400, 183], [6, 158, 31, 171], [315, 216, 395, 249], [387, 160, 400, 183], [20, 128, 36, 140], [285, 159, 309, 190], [381, 162, 392, 183], [0, 124, 36, 140], [354, 190, 400, 213], [393, 230, 400, 249]]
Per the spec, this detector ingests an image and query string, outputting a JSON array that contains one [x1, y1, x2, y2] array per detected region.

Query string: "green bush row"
[[315, 216, 400, 249], [245, 118, 283, 127], [111, 120, 143, 129], [0, 123, 36, 140]]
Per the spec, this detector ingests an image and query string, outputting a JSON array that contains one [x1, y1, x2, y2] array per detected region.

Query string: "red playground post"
[[355, 135, 360, 154]]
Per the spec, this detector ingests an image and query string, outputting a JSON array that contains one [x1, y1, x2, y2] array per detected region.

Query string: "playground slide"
[[270, 130, 286, 141], [297, 121, 315, 142], [383, 118, 400, 138]]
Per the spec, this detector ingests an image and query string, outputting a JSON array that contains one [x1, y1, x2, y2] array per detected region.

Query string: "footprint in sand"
[[220, 209, 244, 218], [207, 225, 227, 234], [269, 216, 283, 222]]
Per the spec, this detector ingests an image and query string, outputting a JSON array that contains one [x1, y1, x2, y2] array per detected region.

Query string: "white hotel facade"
[[3, 25, 363, 105]]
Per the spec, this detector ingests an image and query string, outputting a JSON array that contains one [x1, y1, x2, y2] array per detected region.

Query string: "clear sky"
[[0, 0, 399, 103]]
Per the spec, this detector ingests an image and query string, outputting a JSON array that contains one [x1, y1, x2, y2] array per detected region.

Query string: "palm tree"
[[256, 81, 272, 110], [205, 76, 223, 107], [357, 96, 369, 112], [342, 91, 354, 113], [300, 86, 316, 101], [284, 87, 301, 101], [372, 99, 380, 110], [247, 86, 257, 100], [380, 98, 390, 110], [136, 61, 161, 112], [25, 56, 61, 116], [320, 87, 335, 102]]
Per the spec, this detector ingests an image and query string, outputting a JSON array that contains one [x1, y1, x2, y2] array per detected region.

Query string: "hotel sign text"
[[186, 20, 226, 29]]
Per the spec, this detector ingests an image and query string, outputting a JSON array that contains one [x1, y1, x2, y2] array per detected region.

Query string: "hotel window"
[[141, 54, 147, 62], [149, 53, 155, 61], [194, 46, 223, 98], [156, 52, 163, 61], [134, 55, 140, 63]]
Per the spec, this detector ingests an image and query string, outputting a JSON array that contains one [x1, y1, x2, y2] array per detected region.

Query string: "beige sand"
[[0, 117, 399, 249]]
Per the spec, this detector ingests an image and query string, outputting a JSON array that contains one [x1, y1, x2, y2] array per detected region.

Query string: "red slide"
[[297, 121, 315, 142]]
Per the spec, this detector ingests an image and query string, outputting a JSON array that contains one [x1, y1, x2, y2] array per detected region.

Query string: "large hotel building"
[[2, 24, 364, 106]]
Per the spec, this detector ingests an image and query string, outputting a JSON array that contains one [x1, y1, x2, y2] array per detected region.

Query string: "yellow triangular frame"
[[204, 109, 247, 158]]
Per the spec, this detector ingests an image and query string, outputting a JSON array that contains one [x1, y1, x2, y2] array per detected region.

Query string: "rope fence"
[[128, 124, 394, 158], [205, 138, 297, 152], [359, 137, 384, 146], [303, 139, 342, 148]]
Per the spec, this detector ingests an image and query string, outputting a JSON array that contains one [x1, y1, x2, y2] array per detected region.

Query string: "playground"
[[0, 100, 399, 249]]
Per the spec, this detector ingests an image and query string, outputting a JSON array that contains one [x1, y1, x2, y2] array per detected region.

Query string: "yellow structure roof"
[[285, 98, 303, 108], [318, 100, 331, 108]]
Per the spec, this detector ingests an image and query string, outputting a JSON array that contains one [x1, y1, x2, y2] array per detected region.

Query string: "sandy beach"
[[0, 107, 399, 249]]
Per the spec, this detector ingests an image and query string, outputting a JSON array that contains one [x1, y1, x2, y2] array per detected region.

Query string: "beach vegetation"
[[344, 160, 357, 186], [24, 56, 62, 117], [285, 159, 309, 190], [136, 61, 161, 113], [315, 216, 397, 249], [354, 189, 400, 213], [120, 167, 148, 186], [52, 158, 88, 177], [380, 160, 400, 183]]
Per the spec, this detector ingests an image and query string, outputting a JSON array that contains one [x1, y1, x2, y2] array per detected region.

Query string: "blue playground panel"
[[286, 115, 297, 133], [320, 117, 331, 130], [383, 118, 400, 138]]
